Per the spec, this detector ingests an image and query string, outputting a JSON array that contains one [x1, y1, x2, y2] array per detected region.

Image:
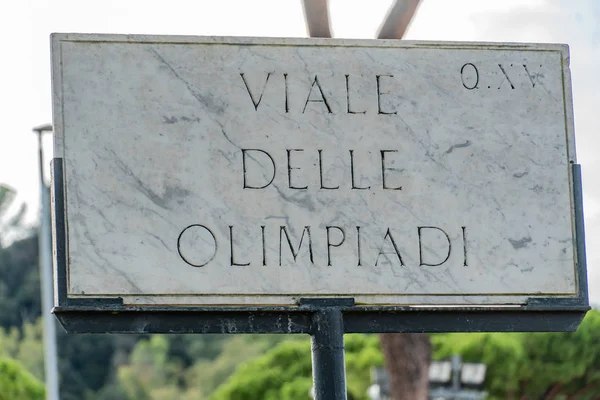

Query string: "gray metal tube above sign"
[[50, 34, 587, 323]]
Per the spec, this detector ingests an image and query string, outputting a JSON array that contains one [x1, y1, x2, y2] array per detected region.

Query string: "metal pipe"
[[33, 124, 60, 400], [302, 0, 333, 38], [311, 308, 347, 399], [377, 0, 421, 39]]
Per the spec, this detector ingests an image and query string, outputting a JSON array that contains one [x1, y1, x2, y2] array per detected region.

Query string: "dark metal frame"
[[51, 159, 589, 334]]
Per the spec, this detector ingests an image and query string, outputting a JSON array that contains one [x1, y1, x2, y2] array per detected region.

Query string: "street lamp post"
[[32, 123, 59, 400]]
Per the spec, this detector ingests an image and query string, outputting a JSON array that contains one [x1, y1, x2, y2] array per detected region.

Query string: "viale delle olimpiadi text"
[[175, 72, 478, 270]]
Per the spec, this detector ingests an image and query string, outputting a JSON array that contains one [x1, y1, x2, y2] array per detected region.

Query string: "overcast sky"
[[1, 0, 599, 304]]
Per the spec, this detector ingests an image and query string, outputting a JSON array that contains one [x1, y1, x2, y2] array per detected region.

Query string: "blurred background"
[[0, 1, 599, 399]]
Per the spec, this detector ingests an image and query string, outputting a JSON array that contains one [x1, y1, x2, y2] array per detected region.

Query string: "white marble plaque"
[[51, 34, 579, 306]]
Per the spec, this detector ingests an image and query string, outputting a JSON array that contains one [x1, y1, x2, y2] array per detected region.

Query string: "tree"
[[57, 330, 119, 400], [431, 310, 600, 400], [211, 334, 383, 400], [186, 335, 296, 398], [0, 184, 28, 249], [210, 339, 313, 400], [518, 310, 600, 400], [0, 235, 41, 329], [117, 335, 183, 400], [110, 333, 307, 399], [380, 333, 431, 400], [432, 332, 525, 399], [208, 311, 600, 400], [0, 318, 45, 381], [0, 185, 41, 334], [0, 357, 45, 400]]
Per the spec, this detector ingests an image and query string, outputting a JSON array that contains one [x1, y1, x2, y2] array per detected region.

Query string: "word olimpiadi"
[[177, 224, 468, 269]]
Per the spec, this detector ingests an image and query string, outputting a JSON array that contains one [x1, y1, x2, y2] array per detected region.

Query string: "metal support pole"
[[301, 0, 332, 38], [310, 307, 347, 400], [34, 124, 60, 400], [377, 0, 421, 39], [451, 354, 461, 392]]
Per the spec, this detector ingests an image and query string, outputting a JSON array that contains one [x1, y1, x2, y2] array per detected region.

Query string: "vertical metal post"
[[377, 0, 421, 39], [310, 307, 347, 400], [34, 125, 60, 400], [451, 354, 461, 392], [301, 0, 333, 38]]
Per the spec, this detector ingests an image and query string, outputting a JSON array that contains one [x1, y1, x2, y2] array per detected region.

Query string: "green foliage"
[[0, 186, 38, 329], [210, 340, 313, 400], [345, 334, 384, 398], [518, 310, 600, 399], [0, 236, 41, 329], [117, 335, 182, 400], [108, 333, 303, 400], [90, 383, 128, 400], [0, 234, 141, 400], [0, 319, 45, 380], [0, 357, 45, 400], [57, 331, 118, 400], [211, 313, 600, 400], [280, 377, 312, 400], [432, 331, 525, 397], [167, 334, 230, 366], [211, 334, 383, 400], [432, 310, 600, 400], [186, 335, 302, 397]]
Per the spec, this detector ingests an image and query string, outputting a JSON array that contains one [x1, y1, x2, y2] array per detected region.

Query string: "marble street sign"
[[51, 34, 583, 308]]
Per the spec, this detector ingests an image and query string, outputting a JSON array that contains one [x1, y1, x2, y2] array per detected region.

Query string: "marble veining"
[[51, 34, 578, 306]]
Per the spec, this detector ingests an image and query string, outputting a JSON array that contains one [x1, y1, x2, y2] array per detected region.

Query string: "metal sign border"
[[51, 159, 589, 334]]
